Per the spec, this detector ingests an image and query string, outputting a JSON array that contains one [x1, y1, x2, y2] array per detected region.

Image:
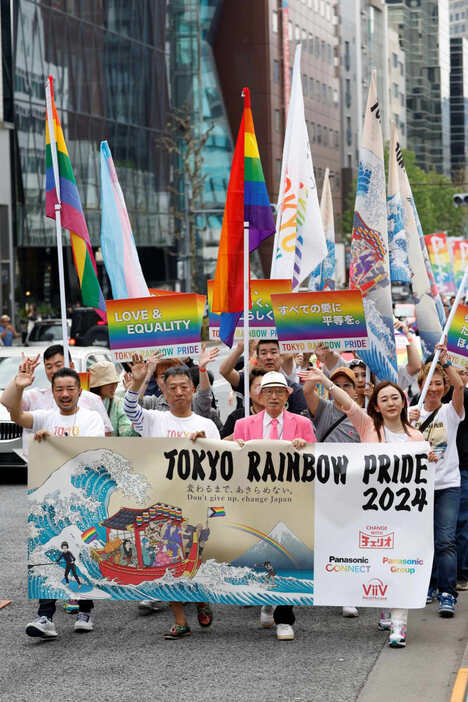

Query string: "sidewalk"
[[357, 594, 468, 702]]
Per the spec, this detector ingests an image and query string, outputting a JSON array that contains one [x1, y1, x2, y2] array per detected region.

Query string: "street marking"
[[0, 600, 12, 610], [450, 668, 468, 702]]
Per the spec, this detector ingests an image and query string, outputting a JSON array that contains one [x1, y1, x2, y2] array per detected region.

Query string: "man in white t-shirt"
[[124, 354, 220, 640], [1, 344, 113, 441], [9, 361, 105, 639]]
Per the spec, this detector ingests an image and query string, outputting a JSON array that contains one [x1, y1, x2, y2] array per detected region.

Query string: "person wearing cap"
[[89, 361, 136, 437], [0, 314, 19, 346], [301, 365, 361, 619], [233, 370, 316, 642]]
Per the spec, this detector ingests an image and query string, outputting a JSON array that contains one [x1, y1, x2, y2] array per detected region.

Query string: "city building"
[[0, 0, 233, 315], [386, 0, 451, 176], [450, 0, 468, 38], [450, 36, 468, 183], [388, 27, 407, 147], [214, 0, 342, 256], [338, 1, 393, 210]]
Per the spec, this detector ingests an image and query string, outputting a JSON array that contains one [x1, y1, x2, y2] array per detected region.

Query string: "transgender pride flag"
[[100, 141, 149, 299]]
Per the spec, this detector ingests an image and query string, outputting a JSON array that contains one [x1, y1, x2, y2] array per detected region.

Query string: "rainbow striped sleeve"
[[45, 76, 106, 320]]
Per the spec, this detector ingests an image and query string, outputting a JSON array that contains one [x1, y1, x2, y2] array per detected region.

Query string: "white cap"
[[260, 371, 288, 390]]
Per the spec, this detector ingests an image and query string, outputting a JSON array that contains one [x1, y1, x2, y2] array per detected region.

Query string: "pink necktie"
[[270, 418, 279, 439]]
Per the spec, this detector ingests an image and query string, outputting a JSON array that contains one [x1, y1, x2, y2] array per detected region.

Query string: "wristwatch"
[[441, 360, 452, 369]]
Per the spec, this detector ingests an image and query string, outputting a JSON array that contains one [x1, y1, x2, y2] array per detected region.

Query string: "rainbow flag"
[[45, 76, 106, 321], [208, 506, 226, 518], [81, 527, 98, 544], [212, 87, 275, 346]]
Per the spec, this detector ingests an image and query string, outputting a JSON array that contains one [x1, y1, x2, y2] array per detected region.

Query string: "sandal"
[[197, 603, 213, 628], [164, 624, 191, 640]]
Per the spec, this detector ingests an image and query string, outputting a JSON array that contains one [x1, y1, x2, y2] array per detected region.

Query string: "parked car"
[[25, 319, 71, 346], [70, 307, 109, 347], [0, 346, 120, 469]]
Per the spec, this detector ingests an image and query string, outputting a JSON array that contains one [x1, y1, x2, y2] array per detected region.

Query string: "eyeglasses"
[[262, 387, 287, 395]]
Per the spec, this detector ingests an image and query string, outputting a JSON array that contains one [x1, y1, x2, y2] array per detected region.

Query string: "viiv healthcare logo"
[[325, 556, 371, 574], [362, 578, 388, 601], [359, 525, 394, 550]]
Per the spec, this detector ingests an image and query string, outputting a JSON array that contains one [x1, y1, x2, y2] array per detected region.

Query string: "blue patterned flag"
[[349, 73, 397, 382], [387, 124, 410, 284]]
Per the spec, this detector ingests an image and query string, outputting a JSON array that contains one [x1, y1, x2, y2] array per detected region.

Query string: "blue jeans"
[[456, 471, 468, 582], [429, 487, 460, 599]]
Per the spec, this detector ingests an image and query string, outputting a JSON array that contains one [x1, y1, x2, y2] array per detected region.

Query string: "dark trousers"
[[273, 605, 295, 626], [456, 471, 468, 582], [38, 599, 94, 619], [64, 563, 81, 585], [429, 487, 460, 599]]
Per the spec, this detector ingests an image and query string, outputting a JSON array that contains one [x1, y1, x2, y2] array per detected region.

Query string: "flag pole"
[[46, 77, 70, 366], [54, 204, 70, 366], [243, 220, 250, 418], [417, 267, 468, 411]]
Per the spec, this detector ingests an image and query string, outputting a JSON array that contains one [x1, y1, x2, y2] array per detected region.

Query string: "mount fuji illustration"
[[231, 521, 314, 571]]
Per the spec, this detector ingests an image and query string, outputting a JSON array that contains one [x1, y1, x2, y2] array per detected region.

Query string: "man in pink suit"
[[233, 371, 316, 641]]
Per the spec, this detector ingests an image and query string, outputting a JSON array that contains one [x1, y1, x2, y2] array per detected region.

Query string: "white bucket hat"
[[89, 361, 120, 388], [260, 371, 289, 390]]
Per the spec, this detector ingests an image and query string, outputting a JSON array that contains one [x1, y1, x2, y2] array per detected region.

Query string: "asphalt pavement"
[[1, 479, 467, 702]]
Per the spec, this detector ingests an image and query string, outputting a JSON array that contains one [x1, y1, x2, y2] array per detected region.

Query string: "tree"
[[157, 105, 214, 293], [340, 147, 467, 241]]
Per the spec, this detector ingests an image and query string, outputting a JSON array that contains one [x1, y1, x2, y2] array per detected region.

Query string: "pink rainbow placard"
[[424, 233, 456, 295], [451, 240, 468, 287], [106, 294, 205, 361], [207, 279, 292, 341], [271, 290, 368, 353], [447, 303, 468, 369]]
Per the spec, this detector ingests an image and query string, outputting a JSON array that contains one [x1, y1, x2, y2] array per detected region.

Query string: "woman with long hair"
[[299, 367, 426, 649]]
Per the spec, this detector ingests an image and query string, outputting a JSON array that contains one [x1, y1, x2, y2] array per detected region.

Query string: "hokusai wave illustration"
[[28, 450, 314, 606]]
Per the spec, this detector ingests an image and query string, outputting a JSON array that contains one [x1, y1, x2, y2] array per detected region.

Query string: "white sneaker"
[[342, 606, 359, 618], [26, 616, 58, 639], [378, 609, 392, 631], [276, 623, 295, 641], [74, 612, 94, 632], [260, 605, 275, 628], [388, 620, 407, 648], [138, 600, 163, 613]]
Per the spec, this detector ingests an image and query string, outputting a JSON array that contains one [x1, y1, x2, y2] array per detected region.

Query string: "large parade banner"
[[28, 438, 432, 608], [424, 233, 456, 295], [106, 294, 205, 361]]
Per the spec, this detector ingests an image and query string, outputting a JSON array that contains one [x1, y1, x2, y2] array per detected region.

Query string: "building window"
[[400, 122, 405, 135], [328, 86, 332, 104], [302, 29, 308, 43], [334, 130, 339, 148], [392, 52, 398, 68], [321, 40, 326, 60], [328, 44, 332, 63], [320, 0, 325, 16], [309, 33, 314, 54], [303, 74, 308, 96], [273, 60, 280, 84], [400, 93, 404, 107], [295, 24, 301, 40], [309, 77, 314, 96], [399, 61, 404, 76], [333, 89, 339, 106], [310, 122, 316, 143], [323, 126, 328, 146], [322, 83, 327, 101], [317, 125, 322, 144], [272, 10, 278, 33], [315, 36, 320, 58], [314, 0, 319, 11], [344, 41, 350, 71], [274, 109, 281, 132], [393, 82, 399, 98], [394, 114, 399, 128], [288, 21, 293, 40], [346, 117, 352, 146], [348, 154, 352, 168]]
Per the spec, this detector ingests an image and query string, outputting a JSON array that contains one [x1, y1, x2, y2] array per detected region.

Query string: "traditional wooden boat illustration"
[[91, 502, 202, 585]]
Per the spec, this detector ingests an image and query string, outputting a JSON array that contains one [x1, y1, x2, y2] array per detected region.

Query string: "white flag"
[[270, 44, 326, 289], [309, 168, 336, 290]]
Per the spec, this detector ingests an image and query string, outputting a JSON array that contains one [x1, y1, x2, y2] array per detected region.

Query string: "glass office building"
[[2, 0, 232, 308]]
